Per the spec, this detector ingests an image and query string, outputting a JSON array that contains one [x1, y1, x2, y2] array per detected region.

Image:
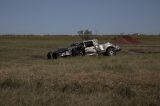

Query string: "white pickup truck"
[[47, 39, 121, 59], [79, 39, 121, 56]]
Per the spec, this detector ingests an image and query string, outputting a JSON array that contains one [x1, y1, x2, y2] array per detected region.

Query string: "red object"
[[113, 36, 141, 44]]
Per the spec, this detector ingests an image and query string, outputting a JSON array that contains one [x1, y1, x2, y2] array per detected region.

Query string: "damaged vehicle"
[[47, 39, 121, 59]]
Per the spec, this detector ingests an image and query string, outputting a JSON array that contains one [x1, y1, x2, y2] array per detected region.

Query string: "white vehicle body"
[[47, 39, 121, 59], [82, 39, 121, 56]]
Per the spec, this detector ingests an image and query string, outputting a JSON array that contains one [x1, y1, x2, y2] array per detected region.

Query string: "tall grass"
[[0, 35, 160, 106]]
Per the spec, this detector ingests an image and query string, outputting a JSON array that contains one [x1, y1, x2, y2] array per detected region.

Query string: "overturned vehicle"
[[47, 39, 121, 59]]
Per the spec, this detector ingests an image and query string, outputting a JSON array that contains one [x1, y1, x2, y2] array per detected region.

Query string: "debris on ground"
[[112, 36, 141, 44]]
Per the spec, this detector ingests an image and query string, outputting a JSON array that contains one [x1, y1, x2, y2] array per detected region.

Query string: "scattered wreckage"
[[47, 39, 121, 59]]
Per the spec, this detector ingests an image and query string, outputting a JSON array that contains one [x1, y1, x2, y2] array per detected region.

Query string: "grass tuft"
[[0, 77, 23, 89]]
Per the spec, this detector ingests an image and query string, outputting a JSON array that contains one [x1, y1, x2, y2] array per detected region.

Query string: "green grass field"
[[0, 35, 160, 106]]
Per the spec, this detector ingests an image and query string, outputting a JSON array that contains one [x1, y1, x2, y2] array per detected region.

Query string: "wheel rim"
[[107, 48, 115, 56], [109, 50, 114, 56]]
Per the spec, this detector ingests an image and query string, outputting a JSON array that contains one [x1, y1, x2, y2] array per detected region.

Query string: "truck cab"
[[82, 39, 121, 56], [83, 40, 98, 55]]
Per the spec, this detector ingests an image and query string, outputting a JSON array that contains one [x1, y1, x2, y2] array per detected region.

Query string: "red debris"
[[112, 36, 141, 44]]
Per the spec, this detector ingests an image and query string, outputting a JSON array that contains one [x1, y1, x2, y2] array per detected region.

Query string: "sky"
[[0, 0, 160, 35]]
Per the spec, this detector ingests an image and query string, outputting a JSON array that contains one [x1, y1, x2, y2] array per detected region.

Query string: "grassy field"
[[0, 35, 160, 106]]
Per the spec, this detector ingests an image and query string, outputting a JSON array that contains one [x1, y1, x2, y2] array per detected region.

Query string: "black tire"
[[71, 48, 77, 56], [52, 53, 58, 59], [106, 47, 116, 56], [47, 52, 52, 59], [81, 46, 85, 56]]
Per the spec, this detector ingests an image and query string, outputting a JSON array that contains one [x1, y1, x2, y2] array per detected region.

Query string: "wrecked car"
[[47, 39, 121, 59]]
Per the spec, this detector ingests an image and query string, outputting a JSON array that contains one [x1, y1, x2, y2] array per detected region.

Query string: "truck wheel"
[[77, 46, 85, 56], [52, 53, 58, 59], [106, 47, 116, 56], [47, 52, 52, 59], [71, 48, 77, 56], [81, 46, 85, 56]]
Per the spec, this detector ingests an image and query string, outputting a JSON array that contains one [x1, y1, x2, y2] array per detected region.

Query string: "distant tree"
[[77, 29, 92, 40], [77, 30, 84, 36], [84, 29, 92, 35]]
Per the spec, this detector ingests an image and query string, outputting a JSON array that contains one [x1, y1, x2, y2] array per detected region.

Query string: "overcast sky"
[[0, 0, 160, 35]]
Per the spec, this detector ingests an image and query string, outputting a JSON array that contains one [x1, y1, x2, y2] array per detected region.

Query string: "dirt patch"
[[112, 36, 141, 44]]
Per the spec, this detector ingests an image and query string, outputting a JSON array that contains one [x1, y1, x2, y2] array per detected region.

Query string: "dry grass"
[[0, 35, 160, 106]]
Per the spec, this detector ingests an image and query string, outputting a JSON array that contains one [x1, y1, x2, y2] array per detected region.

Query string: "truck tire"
[[52, 53, 58, 59], [81, 46, 85, 56], [47, 51, 52, 59], [71, 48, 77, 56], [106, 47, 116, 56]]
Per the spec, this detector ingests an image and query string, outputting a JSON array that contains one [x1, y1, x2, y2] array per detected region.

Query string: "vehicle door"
[[84, 41, 97, 54]]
